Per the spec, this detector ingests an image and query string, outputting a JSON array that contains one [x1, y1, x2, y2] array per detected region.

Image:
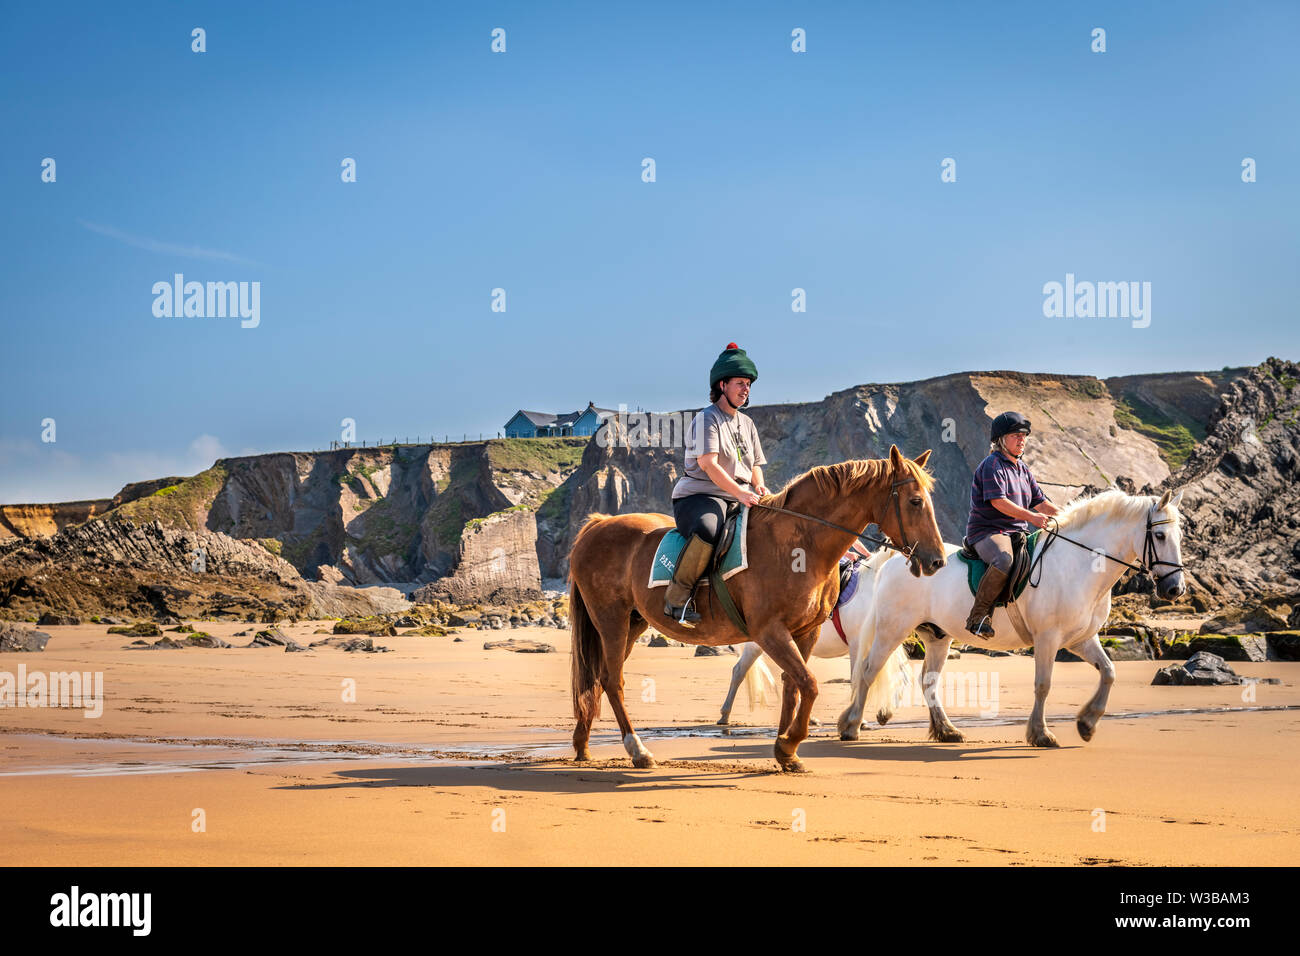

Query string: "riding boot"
[[965, 565, 1008, 639], [663, 534, 715, 627]]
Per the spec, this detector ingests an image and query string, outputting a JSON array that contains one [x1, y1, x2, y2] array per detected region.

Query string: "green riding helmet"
[[710, 342, 758, 388]]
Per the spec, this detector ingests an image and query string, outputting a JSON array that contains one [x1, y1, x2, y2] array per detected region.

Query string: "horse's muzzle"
[[1159, 578, 1187, 601], [910, 549, 946, 577]]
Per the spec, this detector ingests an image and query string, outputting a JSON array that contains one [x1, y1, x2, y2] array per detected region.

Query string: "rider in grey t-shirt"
[[663, 343, 770, 627], [673, 402, 766, 501]]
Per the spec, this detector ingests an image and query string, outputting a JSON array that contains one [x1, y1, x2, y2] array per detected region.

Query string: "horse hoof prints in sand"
[[567, 446, 946, 773]]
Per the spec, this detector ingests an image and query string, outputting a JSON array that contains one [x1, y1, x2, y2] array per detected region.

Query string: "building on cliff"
[[504, 402, 616, 438]]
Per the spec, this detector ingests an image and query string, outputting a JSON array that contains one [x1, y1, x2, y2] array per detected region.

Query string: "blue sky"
[[2, 0, 1297, 502]]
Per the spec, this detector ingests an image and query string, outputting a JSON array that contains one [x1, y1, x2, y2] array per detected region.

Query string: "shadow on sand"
[[275, 732, 1047, 795]]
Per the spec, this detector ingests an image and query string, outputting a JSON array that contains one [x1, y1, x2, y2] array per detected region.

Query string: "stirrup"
[[966, 614, 995, 640], [665, 595, 701, 627]]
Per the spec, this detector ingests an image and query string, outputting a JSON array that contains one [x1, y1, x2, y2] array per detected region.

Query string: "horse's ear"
[[913, 449, 932, 468], [1171, 489, 1184, 508], [889, 444, 904, 469], [1157, 489, 1172, 509]]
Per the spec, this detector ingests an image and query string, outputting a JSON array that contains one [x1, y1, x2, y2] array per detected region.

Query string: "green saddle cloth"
[[649, 508, 748, 587], [956, 530, 1041, 606]]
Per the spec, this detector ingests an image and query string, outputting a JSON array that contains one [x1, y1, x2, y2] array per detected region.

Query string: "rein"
[[1028, 510, 1183, 589], [751, 476, 918, 558]]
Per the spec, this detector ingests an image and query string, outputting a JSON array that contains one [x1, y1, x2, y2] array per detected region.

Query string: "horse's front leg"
[[1073, 634, 1115, 742], [758, 623, 818, 773], [922, 630, 963, 743], [1027, 631, 1063, 748]]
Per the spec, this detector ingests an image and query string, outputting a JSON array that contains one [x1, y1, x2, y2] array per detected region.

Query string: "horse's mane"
[[762, 457, 935, 512], [1054, 488, 1179, 529]]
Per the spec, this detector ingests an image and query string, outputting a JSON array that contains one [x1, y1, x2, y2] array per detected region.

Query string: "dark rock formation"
[[482, 638, 555, 653], [1159, 359, 1300, 604], [248, 627, 290, 647], [185, 632, 231, 648], [37, 611, 80, 626], [1266, 631, 1300, 660], [0, 517, 405, 621], [1152, 651, 1244, 685], [108, 622, 163, 637], [333, 617, 397, 637], [0, 622, 50, 652]]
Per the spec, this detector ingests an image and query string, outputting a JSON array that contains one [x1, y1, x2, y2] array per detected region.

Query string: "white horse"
[[717, 550, 912, 729], [837, 489, 1186, 747]]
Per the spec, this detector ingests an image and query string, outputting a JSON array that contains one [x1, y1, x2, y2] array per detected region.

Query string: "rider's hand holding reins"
[[699, 453, 762, 508]]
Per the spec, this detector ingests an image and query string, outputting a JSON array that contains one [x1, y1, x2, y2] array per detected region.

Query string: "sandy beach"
[[2, 621, 1297, 866]]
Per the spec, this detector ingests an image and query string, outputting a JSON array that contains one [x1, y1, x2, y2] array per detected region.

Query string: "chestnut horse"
[[567, 446, 946, 773]]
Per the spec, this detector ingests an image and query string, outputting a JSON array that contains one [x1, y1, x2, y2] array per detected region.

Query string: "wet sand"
[[2, 621, 1297, 865]]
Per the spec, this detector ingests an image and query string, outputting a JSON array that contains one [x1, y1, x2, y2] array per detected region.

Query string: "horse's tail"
[[569, 570, 604, 726], [743, 653, 779, 710], [862, 641, 912, 725], [838, 590, 907, 737]]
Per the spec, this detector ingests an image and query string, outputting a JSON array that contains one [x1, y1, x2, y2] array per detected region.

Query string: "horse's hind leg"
[[760, 624, 818, 773], [573, 688, 600, 762], [592, 606, 656, 768], [1074, 634, 1114, 742], [625, 612, 648, 660], [1027, 631, 1062, 748], [920, 627, 964, 743], [718, 642, 762, 726]]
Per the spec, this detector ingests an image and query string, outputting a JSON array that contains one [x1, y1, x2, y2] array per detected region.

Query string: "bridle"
[[1029, 507, 1184, 589], [752, 475, 920, 560]]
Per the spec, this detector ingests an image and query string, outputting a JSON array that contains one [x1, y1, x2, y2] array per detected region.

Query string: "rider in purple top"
[[965, 411, 1061, 639]]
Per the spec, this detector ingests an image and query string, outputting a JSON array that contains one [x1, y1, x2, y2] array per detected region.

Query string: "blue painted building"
[[504, 402, 616, 438]]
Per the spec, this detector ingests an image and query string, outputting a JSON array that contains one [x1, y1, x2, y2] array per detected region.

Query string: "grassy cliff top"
[[486, 437, 588, 473]]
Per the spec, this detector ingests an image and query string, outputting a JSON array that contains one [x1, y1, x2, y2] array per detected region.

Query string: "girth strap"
[[709, 566, 749, 636], [831, 606, 848, 644]]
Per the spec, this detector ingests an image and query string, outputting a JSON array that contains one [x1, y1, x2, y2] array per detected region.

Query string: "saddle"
[[711, 502, 742, 576], [828, 557, 863, 644], [837, 558, 853, 596], [957, 530, 1039, 607]]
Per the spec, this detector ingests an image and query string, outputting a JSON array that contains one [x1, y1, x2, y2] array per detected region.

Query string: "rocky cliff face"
[[1156, 358, 1300, 602], [0, 476, 183, 541], [412, 508, 543, 604], [0, 517, 407, 621], [0, 499, 112, 540], [96, 440, 585, 586], [3, 362, 1295, 616], [537, 368, 1251, 579]]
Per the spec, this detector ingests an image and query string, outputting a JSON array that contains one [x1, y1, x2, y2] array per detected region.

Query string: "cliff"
[[0, 475, 184, 541], [3, 361, 1296, 618], [1158, 358, 1300, 602], [0, 517, 408, 622], [540, 367, 1255, 579]]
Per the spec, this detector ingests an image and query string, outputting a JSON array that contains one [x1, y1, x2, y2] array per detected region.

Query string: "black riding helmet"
[[990, 411, 1031, 443]]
